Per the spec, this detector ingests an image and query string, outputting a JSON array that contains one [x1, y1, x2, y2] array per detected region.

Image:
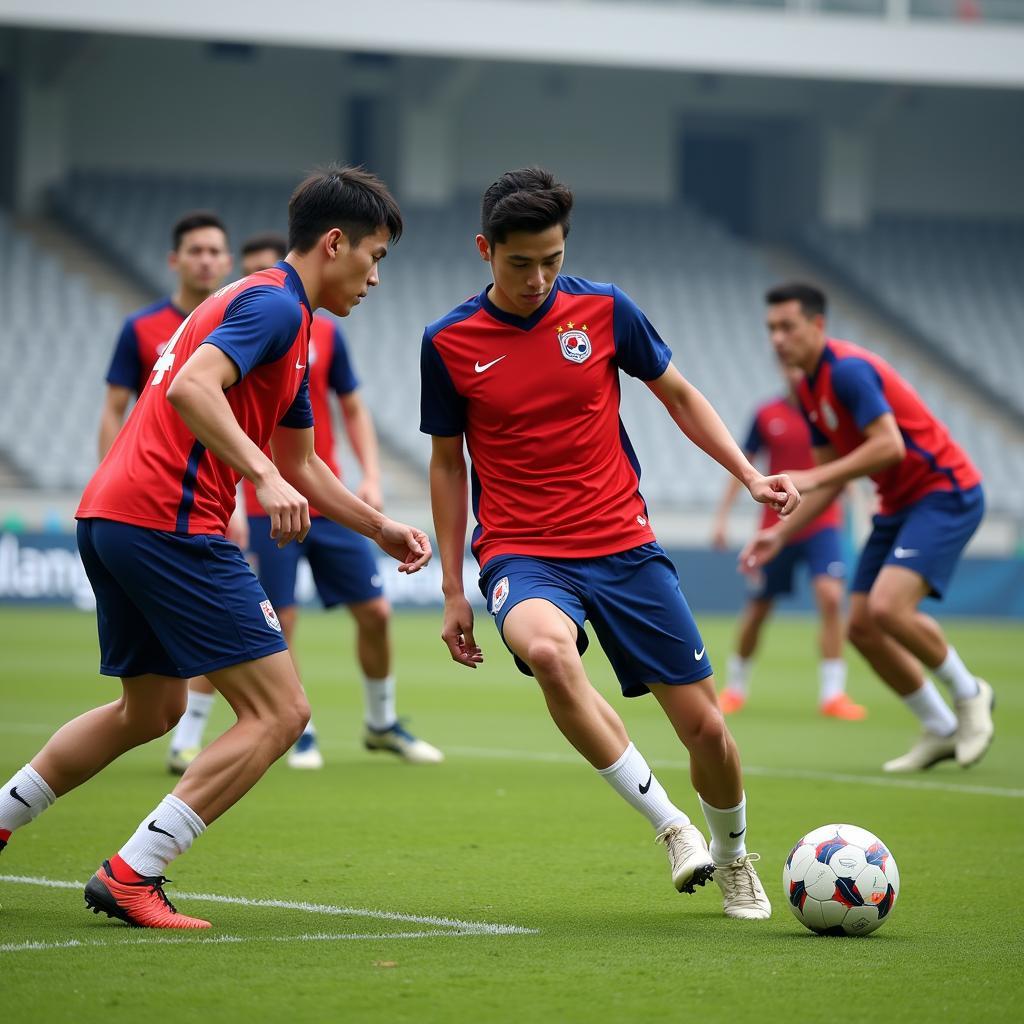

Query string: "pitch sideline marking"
[[0, 874, 538, 953]]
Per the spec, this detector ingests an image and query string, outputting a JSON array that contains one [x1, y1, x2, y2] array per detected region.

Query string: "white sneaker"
[[167, 746, 200, 776], [955, 677, 994, 768], [363, 722, 444, 764], [715, 853, 771, 920], [655, 823, 716, 894], [882, 730, 956, 773], [287, 732, 324, 770]]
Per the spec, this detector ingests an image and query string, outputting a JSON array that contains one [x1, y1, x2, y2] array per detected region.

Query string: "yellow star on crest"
[[567, 321, 575, 329]]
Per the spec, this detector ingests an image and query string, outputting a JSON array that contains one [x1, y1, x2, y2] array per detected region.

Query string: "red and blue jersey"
[[420, 276, 670, 568], [797, 338, 981, 515], [106, 298, 188, 394], [78, 262, 314, 535], [744, 395, 842, 541], [243, 313, 358, 518]]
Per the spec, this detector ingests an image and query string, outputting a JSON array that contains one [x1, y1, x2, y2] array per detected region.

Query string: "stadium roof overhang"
[[1, 0, 1023, 90]]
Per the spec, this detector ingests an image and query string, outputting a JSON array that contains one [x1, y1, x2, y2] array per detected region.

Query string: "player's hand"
[[711, 522, 728, 550], [441, 594, 483, 669], [256, 473, 310, 548], [356, 477, 384, 512], [748, 473, 800, 517], [375, 518, 432, 573], [225, 505, 250, 550], [739, 529, 785, 573]]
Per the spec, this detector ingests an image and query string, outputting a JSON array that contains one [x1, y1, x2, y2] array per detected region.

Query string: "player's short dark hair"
[[172, 211, 228, 251], [241, 232, 288, 259], [481, 167, 574, 246], [765, 282, 828, 319], [288, 165, 403, 254]]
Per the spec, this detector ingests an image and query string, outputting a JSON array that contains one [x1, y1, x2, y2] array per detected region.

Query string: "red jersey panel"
[[745, 396, 842, 541], [106, 298, 188, 395], [797, 339, 981, 515], [421, 276, 671, 568], [243, 314, 358, 517], [78, 263, 314, 535]]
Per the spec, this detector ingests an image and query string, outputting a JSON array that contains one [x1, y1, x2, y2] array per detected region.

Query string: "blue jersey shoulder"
[[424, 293, 483, 344], [556, 275, 615, 298], [126, 296, 176, 326]]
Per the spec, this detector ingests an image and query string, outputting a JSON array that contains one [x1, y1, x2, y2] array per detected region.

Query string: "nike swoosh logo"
[[147, 820, 175, 839], [694, 646, 706, 661], [894, 547, 919, 559], [10, 786, 30, 808], [639, 773, 652, 795], [729, 827, 746, 839], [295, 361, 306, 370], [474, 355, 507, 373]]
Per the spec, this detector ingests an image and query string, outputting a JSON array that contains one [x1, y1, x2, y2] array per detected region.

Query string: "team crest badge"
[[821, 399, 839, 432], [491, 576, 510, 615], [260, 600, 282, 632], [557, 323, 592, 364]]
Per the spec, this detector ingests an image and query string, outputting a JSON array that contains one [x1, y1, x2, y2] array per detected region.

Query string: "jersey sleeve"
[[277, 369, 314, 429], [420, 333, 466, 436], [202, 286, 303, 380], [831, 357, 893, 431], [610, 286, 672, 381], [742, 413, 763, 456], [328, 325, 359, 396], [105, 319, 142, 391]]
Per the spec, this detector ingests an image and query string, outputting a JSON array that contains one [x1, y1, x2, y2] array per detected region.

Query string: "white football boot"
[[882, 730, 956, 773], [714, 853, 772, 920], [954, 678, 995, 768], [363, 722, 444, 764], [655, 823, 716, 894]]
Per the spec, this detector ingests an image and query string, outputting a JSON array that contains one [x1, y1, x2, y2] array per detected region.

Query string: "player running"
[[423, 167, 800, 920], [742, 283, 993, 773], [170, 232, 442, 769], [0, 166, 430, 929], [713, 362, 864, 720]]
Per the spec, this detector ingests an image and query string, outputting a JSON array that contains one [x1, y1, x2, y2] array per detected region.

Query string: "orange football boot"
[[84, 860, 211, 929], [717, 689, 747, 715], [820, 693, 868, 721]]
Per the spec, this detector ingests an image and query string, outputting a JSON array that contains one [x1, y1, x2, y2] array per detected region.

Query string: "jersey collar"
[[277, 260, 312, 317], [806, 338, 835, 388], [479, 280, 559, 332]]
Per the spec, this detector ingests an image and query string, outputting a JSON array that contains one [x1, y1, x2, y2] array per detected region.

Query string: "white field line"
[[0, 874, 538, 953]]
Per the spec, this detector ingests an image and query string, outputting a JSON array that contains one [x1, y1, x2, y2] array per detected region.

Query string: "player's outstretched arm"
[[339, 391, 384, 511], [97, 384, 133, 460], [712, 472, 746, 549], [271, 425, 430, 573], [430, 435, 483, 668]]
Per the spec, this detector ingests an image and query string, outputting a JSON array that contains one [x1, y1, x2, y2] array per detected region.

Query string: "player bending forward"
[[423, 168, 800, 919], [0, 166, 430, 929]]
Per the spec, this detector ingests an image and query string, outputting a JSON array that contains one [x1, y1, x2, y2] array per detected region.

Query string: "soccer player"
[[422, 168, 801, 920], [741, 283, 993, 773], [0, 166, 431, 929], [712, 362, 864, 720], [171, 232, 442, 769], [96, 210, 243, 776]]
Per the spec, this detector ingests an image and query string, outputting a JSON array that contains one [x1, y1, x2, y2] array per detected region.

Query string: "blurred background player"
[[171, 232, 443, 769], [742, 283, 994, 774], [712, 361, 864, 720], [425, 167, 803, 920]]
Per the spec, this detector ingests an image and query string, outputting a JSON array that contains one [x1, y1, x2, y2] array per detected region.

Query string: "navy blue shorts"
[[77, 518, 288, 679], [851, 485, 985, 599], [248, 516, 383, 610], [479, 542, 712, 698], [749, 526, 845, 601]]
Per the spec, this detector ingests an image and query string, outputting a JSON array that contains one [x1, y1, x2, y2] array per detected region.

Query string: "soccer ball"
[[783, 823, 900, 936]]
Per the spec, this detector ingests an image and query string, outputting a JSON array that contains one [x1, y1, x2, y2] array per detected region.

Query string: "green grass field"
[[2, 607, 1021, 1023]]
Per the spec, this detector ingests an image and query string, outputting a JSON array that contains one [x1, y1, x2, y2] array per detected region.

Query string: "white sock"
[[596, 742, 689, 833], [170, 690, 215, 752], [819, 659, 848, 704], [933, 646, 980, 702], [118, 794, 206, 878], [0, 764, 56, 834], [902, 681, 957, 737], [364, 675, 397, 730], [727, 654, 751, 696], [699, 793, 747, 865]]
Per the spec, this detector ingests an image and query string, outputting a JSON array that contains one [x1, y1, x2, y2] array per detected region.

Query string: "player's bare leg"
[[720, 598, 772, 714], [651, 678, 770, 919], [867, 567, 992, 767], [813, 575, 862, 719], [502, 599, 716, 898], [167, 675, 216, 775]]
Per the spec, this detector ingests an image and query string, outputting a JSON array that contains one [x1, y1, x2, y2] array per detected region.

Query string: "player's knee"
[[525, 635, 577, 687], [867, 591, 905, 635], [354, 598, 389, 635], [283, 693, 311, 746], [684, 708, 730, 761]]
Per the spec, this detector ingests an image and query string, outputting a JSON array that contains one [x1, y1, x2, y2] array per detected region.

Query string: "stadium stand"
[[25, 172, 1024, 513]]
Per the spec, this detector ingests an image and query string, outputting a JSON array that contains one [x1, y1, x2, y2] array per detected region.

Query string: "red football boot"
[[84, 860, 211, 929]]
